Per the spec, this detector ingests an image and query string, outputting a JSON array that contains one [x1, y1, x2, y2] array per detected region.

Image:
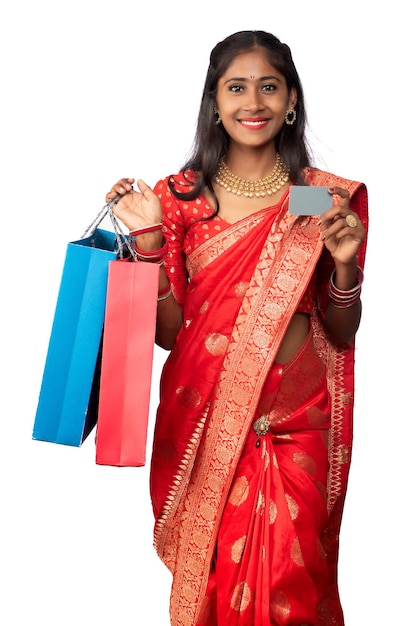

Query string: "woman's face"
[[215, 49, 296, 150]]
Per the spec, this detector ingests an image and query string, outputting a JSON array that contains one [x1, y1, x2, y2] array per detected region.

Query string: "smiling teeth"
[[241, 120, 266, 126]]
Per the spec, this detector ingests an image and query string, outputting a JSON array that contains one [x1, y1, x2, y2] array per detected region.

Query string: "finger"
[[108, 178, 134, 199], [328, 186, 350, 200], [137, 179, 154, 196], [322, 216, 364, 242], [319, 205, 344, 226], [116, 178, 135, 193], [106, 178, 135, 202], [328, 186, 351, 211]]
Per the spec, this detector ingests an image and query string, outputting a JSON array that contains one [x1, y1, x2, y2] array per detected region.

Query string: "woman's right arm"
[[106, 178, 183, 350]]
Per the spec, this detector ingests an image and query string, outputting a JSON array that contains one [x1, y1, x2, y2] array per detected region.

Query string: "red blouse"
[[154, 173, 318, 316]]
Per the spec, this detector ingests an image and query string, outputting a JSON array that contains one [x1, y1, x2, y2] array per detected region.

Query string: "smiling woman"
[[105, 30, 368, 625]]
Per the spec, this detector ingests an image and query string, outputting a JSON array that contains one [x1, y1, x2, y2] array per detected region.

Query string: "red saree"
[[150, 168, 368, 625]]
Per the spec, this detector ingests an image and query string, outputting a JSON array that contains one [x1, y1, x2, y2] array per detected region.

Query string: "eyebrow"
[[223, 75, 281, 85]]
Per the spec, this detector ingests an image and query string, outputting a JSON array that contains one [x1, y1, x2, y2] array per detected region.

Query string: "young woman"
[[106, 30, 368, 626]]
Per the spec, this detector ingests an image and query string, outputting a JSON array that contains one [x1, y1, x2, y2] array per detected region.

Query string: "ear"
[[289, 86, 297, 109]]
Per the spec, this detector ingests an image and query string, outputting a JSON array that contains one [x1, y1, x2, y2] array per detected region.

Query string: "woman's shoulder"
[[153, 170, 199, 197], [153, 171, 214, 223]]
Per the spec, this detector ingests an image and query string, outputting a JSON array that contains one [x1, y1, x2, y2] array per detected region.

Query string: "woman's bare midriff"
[[274, 313, 311, 364]]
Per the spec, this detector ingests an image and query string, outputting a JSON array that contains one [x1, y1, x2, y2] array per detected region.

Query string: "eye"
[[229, 84, 244, 93], [261, 83, 277, 92]]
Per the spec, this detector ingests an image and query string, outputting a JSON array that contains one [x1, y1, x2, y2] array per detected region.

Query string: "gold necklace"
[[215, 153, 289, 198]]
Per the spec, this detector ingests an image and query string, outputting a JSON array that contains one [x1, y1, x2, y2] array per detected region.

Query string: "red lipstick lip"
[[239, 117, 269, 122]]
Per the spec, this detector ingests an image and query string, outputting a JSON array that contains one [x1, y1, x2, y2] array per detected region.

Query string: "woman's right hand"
[[105, 177, 163, 233]]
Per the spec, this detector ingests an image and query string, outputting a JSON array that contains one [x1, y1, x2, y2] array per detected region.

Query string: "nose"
[[244, 88, 264, 112]]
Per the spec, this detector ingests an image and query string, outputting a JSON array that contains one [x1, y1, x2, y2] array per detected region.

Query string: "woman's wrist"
[[331, 260, 359, 291], [132, 232, 164, 253]]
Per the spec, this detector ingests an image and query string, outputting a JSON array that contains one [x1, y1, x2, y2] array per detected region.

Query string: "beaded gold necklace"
[[215, 153, 289, 198]]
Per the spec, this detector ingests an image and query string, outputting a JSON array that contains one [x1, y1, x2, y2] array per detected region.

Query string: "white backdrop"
[[1, 1, 416, 624]]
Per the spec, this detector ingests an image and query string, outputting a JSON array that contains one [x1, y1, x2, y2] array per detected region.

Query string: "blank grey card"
[[289, 186, 332, 215]]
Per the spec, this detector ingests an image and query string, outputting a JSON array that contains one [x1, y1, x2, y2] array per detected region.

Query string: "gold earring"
[[284, 107, 296, 125], [214, 107, 222, 125]]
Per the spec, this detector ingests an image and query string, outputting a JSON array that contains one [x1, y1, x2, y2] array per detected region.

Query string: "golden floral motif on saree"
[[240, 356, 260, 377], [228, 475, 250, 506], [291, 537, 305, 566], [263, 447, 271, 471], [231, 581, 252, 612], [207, 471, 224, 494], [223, 415, 242, 436], [263, 300, 283, 320], [269, 499, 278, 524], [215, 444, 234, 465], [234, 281, 250, 299], [175, 385, 202, 409], [270, 588, 291, 620], [285, 493, 299, 520], [256, 491, 265, 514], [231, 535, 247, 563], [293, 451, 317, 476], [230, 385, 252, 407], [307, 405, 330, 428], [204, 333, 229, 356]]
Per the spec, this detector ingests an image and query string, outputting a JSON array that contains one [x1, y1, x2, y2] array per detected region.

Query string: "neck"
[[223, 145, 278, 180]]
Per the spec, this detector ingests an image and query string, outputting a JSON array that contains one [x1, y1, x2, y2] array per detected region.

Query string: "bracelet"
[[134, 238, 168, 263], [129, 223, 163, 236], [157, 284, 172, 302], [157, 287, 173, 302], [158, 283, 171, 298], [328, 266, 364, 308]]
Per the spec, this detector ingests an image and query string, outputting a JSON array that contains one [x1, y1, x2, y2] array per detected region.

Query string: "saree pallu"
[[150, 170, 368, 626]]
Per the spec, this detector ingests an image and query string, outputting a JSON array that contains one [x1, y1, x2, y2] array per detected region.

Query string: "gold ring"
[[346, 214, 357, 228]]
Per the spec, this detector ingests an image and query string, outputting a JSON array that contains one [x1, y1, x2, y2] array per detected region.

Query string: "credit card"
[[289, 186, 332, 215]]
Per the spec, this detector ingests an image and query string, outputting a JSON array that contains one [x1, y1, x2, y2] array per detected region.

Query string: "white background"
[[1, 1, 416, 624]]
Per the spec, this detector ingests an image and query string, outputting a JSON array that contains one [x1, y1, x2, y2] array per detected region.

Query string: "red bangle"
[[157, 281, 172, 303], [158, 283, 171, 297], [134, 238, 168, 263], [328, 266, 364, 308], [129, 223, 163, 236]]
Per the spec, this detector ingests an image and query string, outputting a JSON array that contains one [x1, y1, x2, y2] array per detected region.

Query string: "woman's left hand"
[[319, 186, 366, 264]]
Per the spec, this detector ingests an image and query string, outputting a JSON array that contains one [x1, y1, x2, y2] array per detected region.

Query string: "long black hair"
[[169, 30, 312, 209]]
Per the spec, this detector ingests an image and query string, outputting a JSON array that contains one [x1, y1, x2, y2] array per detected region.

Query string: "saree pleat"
[[150, 169, 368, 625]]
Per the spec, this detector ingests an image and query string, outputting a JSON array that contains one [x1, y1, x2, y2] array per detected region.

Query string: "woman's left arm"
[[319, 186, 367, 344]]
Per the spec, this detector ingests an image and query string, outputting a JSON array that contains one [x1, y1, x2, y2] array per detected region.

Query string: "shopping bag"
[[95, 258, 159, 467], [33, 226, 118, 446]]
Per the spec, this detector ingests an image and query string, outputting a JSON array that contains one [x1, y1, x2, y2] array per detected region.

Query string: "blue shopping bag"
[[33, 227, 118, 446]]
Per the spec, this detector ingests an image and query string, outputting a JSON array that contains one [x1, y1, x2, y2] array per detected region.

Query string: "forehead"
[[221, 49, 279, 78]]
